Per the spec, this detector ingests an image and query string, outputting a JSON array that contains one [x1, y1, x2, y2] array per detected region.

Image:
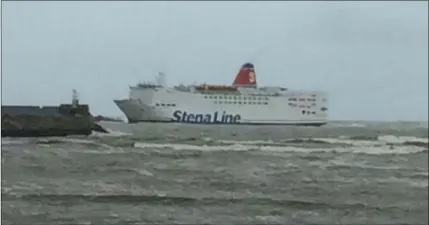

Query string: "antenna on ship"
[[72, 89, 79, 108]]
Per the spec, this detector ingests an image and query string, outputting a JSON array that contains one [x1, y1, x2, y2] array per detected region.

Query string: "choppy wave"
[[1, 193, 403, 212], [91, 130, 132, 137], [2, 122, 427, 225], [133, 142, 426, 155], [2, 133, 427, 156]]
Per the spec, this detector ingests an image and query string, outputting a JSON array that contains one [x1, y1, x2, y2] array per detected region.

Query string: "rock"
[[91, 122, 109, 133]]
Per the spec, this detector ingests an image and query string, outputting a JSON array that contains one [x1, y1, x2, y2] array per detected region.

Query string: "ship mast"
[[156, 72, 167, 87]]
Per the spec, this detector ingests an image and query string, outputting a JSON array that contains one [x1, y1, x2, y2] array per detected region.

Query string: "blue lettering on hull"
[[172, 110, 241, 124]]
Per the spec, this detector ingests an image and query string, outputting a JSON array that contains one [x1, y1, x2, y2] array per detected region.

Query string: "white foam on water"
[[91, 129, 132, 137], [327, 158, 405, 171], [378, 135, 428, 144], [218, 138, 371, 146], [307, 136, 427, 147], [44, 137, 95, 144], [326, 122, 368, 128], [133, 141, 427, 155], [133, 168, 154, 177], [36, 137, 115, 150], [217, 135, 428, 147], [376, 176, 428, 188], [217, 139, 275, 145], [1, 138, 32, 145], [313, 137, 377, 146], [134, 142, 253, 152]]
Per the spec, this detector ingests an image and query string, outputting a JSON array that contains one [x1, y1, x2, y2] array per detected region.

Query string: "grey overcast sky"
[[1, 1, 428, 121]]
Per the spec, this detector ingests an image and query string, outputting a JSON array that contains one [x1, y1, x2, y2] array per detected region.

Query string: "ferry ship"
[[114, 63, 328, 126]]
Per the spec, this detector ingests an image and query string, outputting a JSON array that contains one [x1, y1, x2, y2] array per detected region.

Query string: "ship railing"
[[136, 83, 163, 89]]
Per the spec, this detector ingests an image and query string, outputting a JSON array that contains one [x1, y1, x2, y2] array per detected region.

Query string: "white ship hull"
[[114, 88, 328, 126], [114, 63, 328, 126]]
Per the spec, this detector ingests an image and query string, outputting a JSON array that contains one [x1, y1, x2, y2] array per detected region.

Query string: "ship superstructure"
[[114, 63, 328, 125]]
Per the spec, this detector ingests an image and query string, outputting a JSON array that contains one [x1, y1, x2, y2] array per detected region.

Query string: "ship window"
[[219, 96, 223, 99], [238, 102, 242, 104], [264, 102, 268, 105], [161, 104, 165, 106], [302, 110, 306, 114], [172, 104, 176, 107], [156, 103, 160, 106], [166, 104, 171, 106], [312, 111, 316, 114], [299, 98, 305, 101]]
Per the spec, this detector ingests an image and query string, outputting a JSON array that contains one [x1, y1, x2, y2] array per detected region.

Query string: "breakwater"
[[1, 104, 107, 137]]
